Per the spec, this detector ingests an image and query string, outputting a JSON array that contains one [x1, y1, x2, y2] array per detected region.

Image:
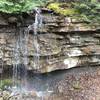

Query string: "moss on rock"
[[47, 3, 79, 16], [0, 79, 13, 89]]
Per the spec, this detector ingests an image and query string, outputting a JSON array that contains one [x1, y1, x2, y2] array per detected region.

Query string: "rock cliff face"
[[0, 11, 100, 73]]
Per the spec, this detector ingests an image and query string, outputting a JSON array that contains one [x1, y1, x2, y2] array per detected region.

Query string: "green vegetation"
[[72, 81, 82, 90], [0, 79, 13, 89], [47, 0, 100, 23], [0, 0, 99, 23], [0, 0, 47, 13], [73, 0, 100, 23], [47, 3, 79, 16]]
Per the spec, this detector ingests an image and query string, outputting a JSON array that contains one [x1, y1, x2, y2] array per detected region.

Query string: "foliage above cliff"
[[47, 3, 79, 16], [47, 0, 100, 23], [73, 0, 100, 23], [0, 0, 47, 13]]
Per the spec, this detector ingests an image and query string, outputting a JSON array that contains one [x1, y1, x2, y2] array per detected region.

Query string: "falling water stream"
[[12, 35, 20, 88], [33, 8, 42, 71], [0, 7, 54, 100], [5, 8, 53, 99], [12, 23, 30, 92]]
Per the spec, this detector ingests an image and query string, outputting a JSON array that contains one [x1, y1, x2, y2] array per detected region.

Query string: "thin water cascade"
[[19, 29, 29, 90], [22, 29, 29, 89], [33, 8, 43, 71], [11, 29, 29, 93], [32, 8, 54, 98], [26, 8, 54, 98], [12, 36, 21, 89], [11, 8, 43, 92], [0, 57, 3, 88]]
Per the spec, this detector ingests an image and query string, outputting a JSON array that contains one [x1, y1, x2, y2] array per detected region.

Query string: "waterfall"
[[33, 8, 43, 71], [12, 34, 21, 88], [0, 57, 4, 88], [12, 28, 29, 90], [19, 29, 29, 90], [0, 8, 55, 99], [12, 8, 43, 90], [32, 8, 53, 97]]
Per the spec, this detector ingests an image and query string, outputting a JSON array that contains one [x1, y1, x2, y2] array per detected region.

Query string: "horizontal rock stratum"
[[0, 12, 100, 73]]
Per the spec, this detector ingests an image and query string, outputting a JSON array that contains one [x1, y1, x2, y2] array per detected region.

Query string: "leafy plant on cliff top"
[[47, 0, 100, 23], [0, 0, 47, 13], [73, 0, 100, 23], [47, 3, 79, 16]]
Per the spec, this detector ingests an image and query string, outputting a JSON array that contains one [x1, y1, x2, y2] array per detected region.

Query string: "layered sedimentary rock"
[[0, 11, 100, 73]]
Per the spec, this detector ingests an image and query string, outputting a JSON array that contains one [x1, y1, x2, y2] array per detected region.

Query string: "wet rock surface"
[[0, 12, 100, 73]]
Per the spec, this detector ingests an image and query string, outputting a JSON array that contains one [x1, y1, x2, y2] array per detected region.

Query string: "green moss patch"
[[47, 3, 79, 16], [0, 79, 13, 89]]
